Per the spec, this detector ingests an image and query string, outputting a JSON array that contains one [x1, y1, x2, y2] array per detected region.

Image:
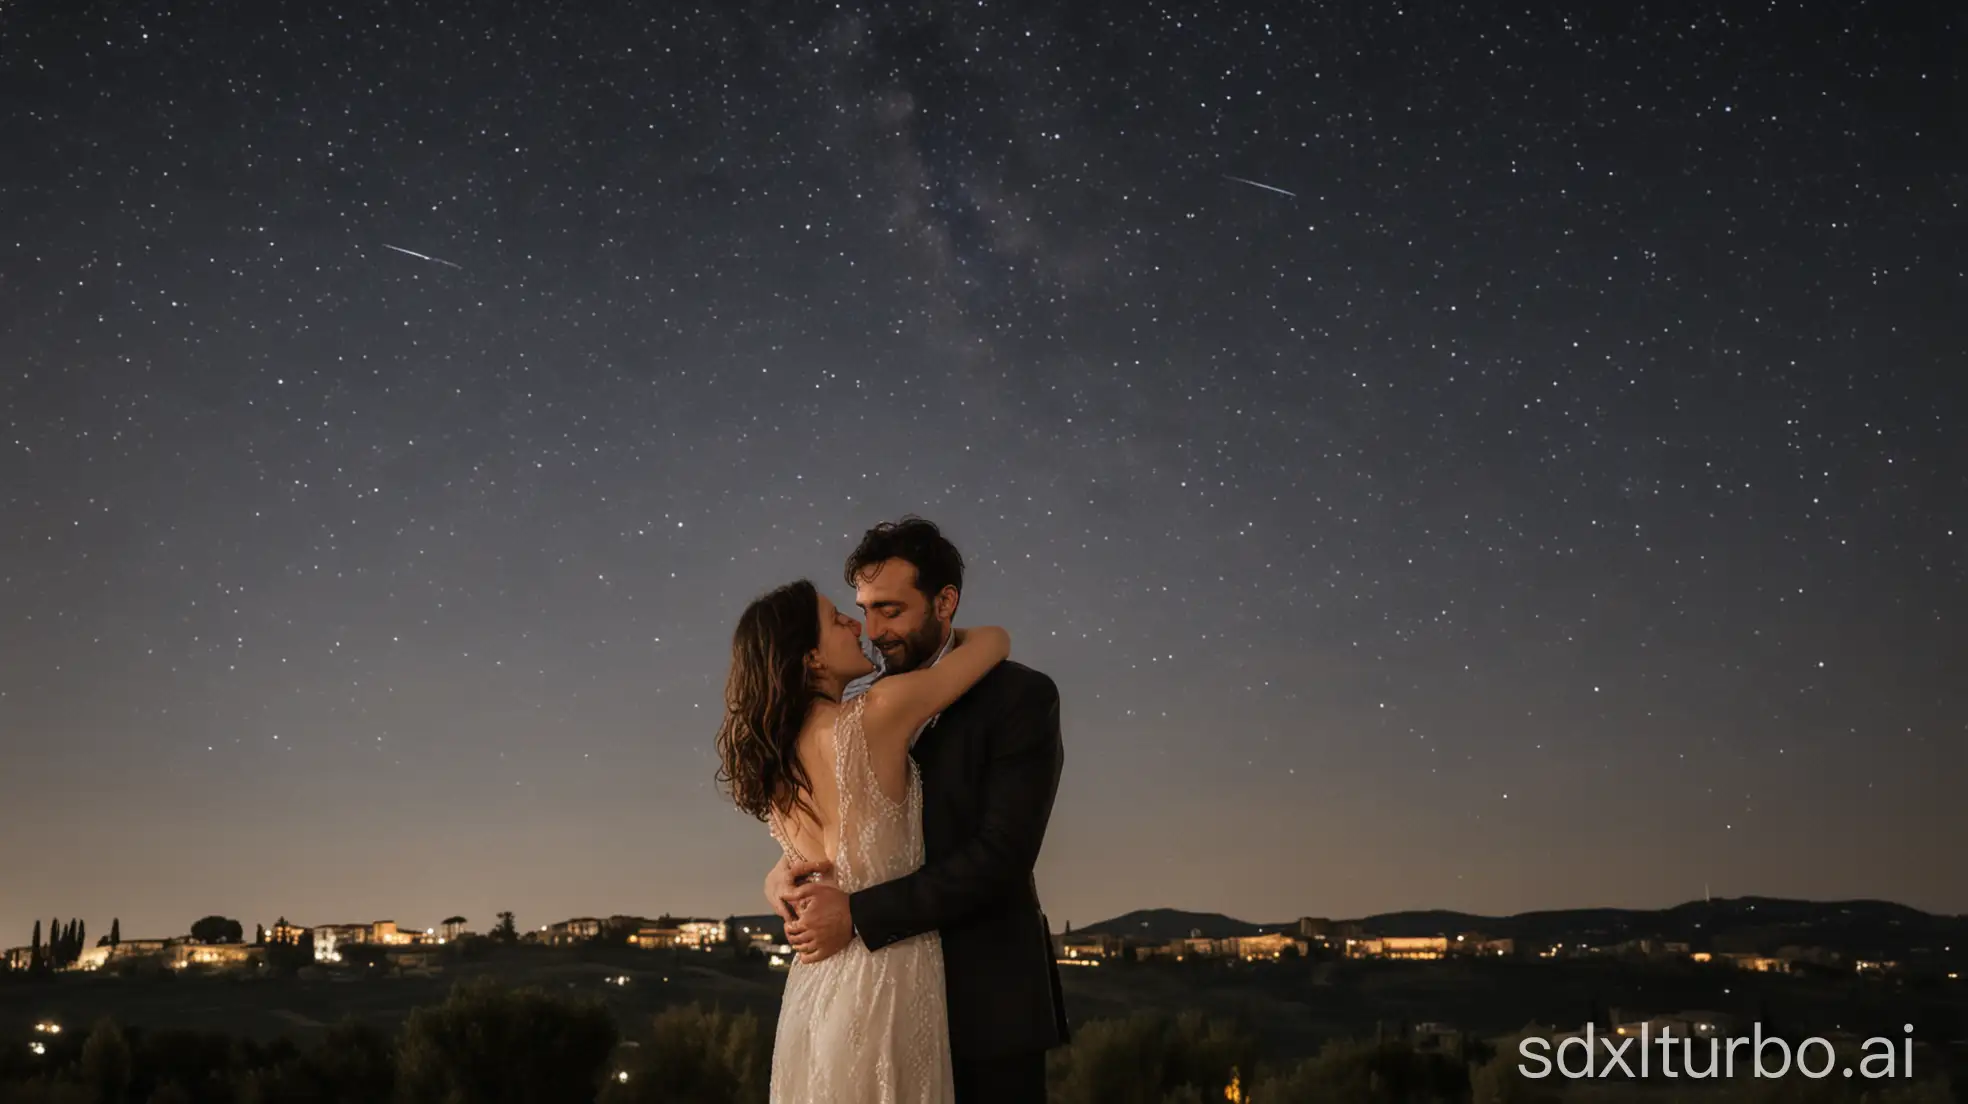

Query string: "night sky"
[[2, 1, 1962, 949]]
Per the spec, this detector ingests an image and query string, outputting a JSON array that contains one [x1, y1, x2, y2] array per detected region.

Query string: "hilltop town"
[[4, 912, 779, 977], [8, 896, 1960, 986]]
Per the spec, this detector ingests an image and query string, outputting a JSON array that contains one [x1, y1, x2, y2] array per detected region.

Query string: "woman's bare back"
[[772, 697, 912, 870]]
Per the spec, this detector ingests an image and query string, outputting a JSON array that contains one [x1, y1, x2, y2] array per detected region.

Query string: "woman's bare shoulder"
[[853, 686, 915, 746]]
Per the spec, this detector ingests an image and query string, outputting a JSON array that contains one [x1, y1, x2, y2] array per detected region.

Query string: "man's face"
[[853, 558, 951, 675]]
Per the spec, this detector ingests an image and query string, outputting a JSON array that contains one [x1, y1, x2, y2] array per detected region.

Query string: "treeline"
[[13, 911, 518, 964], [20, 918, 122, 974], [13, 915, 265, 974], [1, 983, 1958, 1103], [0, 980, 635, 1104], [1046, 1013, 1960, 1103], [13, 909, 712, 971]]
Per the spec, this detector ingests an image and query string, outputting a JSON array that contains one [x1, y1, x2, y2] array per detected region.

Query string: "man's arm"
[[847, 672, 1062, 951]]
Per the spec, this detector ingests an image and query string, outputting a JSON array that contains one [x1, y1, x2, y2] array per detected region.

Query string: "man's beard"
[[880, 619, 944, 674]]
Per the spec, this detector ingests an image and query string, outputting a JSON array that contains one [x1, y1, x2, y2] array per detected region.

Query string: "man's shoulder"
[[974, 659, 1057, 705]]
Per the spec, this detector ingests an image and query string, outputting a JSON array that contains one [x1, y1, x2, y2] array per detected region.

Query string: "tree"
[[493, 911, 518, 943], [73, 919, 85, 964], [1468, 1048, 1561, 1104], [190, 916, 245, 945], [444, 933, 496, 962], [255, 923, 266, 946], [1244, 1036, 1474, 1104], [266, 926, 316, 975], [397, 978, 617, 1103], [1047, 1011, 1261, 1104], [109, 917, 120, 946], [605, 1004, 770, 1103], [30, 919, 42, 968], [300, 1019, 397, 1100], [596, 917, 639, 947], [79, 1018, 134, 1102]]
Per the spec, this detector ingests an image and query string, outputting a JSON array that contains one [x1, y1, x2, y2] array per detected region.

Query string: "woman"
[[715, 579, 1011, 1103]]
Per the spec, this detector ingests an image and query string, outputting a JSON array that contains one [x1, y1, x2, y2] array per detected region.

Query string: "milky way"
[[1, 1, 1960, 943]]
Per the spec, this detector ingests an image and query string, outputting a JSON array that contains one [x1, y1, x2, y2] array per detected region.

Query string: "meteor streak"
[[1222, 175, 1297, 198], [382, 244, 463, 269]]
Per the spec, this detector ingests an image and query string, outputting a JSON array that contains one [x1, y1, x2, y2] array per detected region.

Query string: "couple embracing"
[[714, 517, 1069, 1102]]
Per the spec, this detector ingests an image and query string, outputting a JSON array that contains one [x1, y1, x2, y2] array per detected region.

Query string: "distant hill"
[[1348, 909, 1493, 937], [1074, 898, 1966, 958], [1069, 909, 1272, 941]]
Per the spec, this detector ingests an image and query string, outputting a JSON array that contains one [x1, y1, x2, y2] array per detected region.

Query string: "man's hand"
[[783, 881, 854, 964], [765, 856, 834, 923]]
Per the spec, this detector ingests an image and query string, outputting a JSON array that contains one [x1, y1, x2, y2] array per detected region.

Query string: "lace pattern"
[[768, 695, 954, 1103]]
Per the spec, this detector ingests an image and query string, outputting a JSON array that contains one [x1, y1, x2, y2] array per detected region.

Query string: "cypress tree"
[[30, 919, 42, 967], [109, 918, 121, 946]]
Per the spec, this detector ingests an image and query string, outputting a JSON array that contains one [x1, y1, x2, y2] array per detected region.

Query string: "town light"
[[616, 1071, 630, 1083], [29, 1042, 45, 1056]]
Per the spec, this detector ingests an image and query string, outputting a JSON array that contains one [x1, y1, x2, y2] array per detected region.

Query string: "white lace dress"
[[767, 695, 955, 1103]]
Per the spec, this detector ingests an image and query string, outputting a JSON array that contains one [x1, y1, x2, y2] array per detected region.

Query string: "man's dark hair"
[[845, 516, 965, 607]]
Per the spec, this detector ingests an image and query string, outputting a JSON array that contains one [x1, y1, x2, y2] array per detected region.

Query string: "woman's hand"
[[766, 856, 835, 921]]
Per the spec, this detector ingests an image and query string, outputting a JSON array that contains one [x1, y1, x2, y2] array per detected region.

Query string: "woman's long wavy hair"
[[715, 579, 823, 824]]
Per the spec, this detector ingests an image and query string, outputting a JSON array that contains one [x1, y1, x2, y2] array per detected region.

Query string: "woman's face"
[[814, 595, 875, 683]]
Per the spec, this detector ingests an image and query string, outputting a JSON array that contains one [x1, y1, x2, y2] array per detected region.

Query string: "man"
[[768, 516, 1070, 1102]]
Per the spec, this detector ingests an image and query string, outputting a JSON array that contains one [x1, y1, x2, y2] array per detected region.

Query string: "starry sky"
[[2, 0, 1962, 949]]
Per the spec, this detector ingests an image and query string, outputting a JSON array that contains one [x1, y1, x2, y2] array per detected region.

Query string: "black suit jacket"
[[847, 659, 1070, 1060]]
